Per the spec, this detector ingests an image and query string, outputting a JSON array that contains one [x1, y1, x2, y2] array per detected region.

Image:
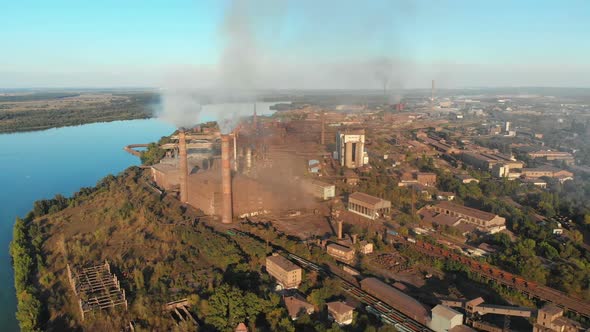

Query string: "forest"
[[0, 92, 156, 133]]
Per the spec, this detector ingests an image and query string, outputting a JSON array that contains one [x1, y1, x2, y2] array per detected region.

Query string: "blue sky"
[[1, 0, 589, 88]]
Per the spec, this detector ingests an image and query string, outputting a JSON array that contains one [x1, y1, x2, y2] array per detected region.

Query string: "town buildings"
[[521, 167, 574, 183], [399, 171, 437, 187], [527, 150, 575, 164], [265, 254, 302, 289], [326, 301, 355, 325], [284, 295, 314, 320]]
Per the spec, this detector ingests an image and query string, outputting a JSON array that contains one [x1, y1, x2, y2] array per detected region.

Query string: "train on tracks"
[[403, 237, 590, 318], [285, 252, 434, 332]]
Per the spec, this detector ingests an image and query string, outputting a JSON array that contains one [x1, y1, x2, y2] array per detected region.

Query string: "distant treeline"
[[0, 93, 158, 133], [0, 92, 81, 102]]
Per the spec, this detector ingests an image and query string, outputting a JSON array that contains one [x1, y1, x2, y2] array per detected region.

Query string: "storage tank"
[[360, 277, 430, 324]]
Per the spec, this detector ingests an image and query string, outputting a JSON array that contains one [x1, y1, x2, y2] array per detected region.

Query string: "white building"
[[303, 180, 336, 200], [337, 130, 367, 168], [431, 305, 463, 332]]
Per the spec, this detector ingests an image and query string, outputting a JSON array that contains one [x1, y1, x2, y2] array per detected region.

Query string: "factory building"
[[360, 277, 430, 325], [327, 243, 355, 264], [461, 152, 523, 171], [527, 150, 574, 164], [429, 201, 506, 234], [348, 192, 391, 220], [521, 167, 573, 183], [337, 130, 367, 168], [326, 301, 354, 326], [417, 172, 437, 186], [265, 254, 302, 289], [533, 304, 581, 332], [303, 180, 336, 200], [400, 171, 437, 187], [150, 163, 180, 190], [431, 305, 463, 332]]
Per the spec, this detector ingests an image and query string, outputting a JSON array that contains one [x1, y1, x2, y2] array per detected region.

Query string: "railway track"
[[227, 228, 433, 331], [402, 237, 590, 318], [284, 252, 433, 332]]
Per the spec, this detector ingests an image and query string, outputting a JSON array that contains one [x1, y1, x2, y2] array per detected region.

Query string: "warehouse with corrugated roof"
[[360, 277, 430, 324]]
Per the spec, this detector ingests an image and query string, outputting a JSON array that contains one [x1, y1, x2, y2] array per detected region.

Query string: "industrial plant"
[[35, 87, 590, 331]]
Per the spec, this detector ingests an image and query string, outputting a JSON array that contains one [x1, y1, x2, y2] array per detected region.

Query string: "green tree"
[[206, 285, 247, 331], [15, 290, 42, 332], [140, 143, 166, 165]]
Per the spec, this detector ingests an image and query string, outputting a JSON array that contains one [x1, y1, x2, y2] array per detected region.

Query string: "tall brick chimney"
[[246, 147, 252, 171], [178, 130, 189, 203], [233, 133, 238, 172], [221, 135, 233, 224], [337, 220, 343, 240], [320, 113, 325, 145], [253, 103, 257, 129]]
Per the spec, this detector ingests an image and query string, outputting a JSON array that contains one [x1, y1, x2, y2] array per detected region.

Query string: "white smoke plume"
[[156, 0, 413, 131]]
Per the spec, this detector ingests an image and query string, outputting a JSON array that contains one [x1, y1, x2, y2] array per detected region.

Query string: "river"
[[0, 101, 282, 330]]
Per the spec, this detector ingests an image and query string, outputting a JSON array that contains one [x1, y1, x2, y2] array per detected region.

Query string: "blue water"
[[0, 119, 174, 331]]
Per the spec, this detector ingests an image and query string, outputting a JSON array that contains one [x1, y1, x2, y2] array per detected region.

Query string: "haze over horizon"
[[2, 0, 590, 89]]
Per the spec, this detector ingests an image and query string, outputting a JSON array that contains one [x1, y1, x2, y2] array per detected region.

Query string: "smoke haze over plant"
[[156, 0, 412, 131]]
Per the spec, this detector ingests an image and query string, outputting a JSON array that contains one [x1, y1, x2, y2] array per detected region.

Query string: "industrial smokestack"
[[233, 133, 238, 172], [221, 135, 233, 224], [253, 103, 257, 129], [178, 130, 189, 203], [320, 113, 325, 145], [337, 220, 343, 240], [431, 79, 435, 111], [246, 147, 252, 171]]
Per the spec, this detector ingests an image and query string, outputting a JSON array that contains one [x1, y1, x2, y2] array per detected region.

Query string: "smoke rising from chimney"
[[156, 0, 414, 130]]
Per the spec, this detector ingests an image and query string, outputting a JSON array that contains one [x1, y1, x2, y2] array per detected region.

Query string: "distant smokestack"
[[246, 147, 252, 171], [431, 79, 435, 111], [253, 103, 257, 129], [178, 130, 189, 203], [233, 133, 238, 172], [337, 220, 343, 240], [320, 113, 325, 145], [221, 135, 233, 224]]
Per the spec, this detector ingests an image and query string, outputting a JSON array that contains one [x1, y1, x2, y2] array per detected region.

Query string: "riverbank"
[[0, 119, 174, 331], [0, 92, 155, 134]]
